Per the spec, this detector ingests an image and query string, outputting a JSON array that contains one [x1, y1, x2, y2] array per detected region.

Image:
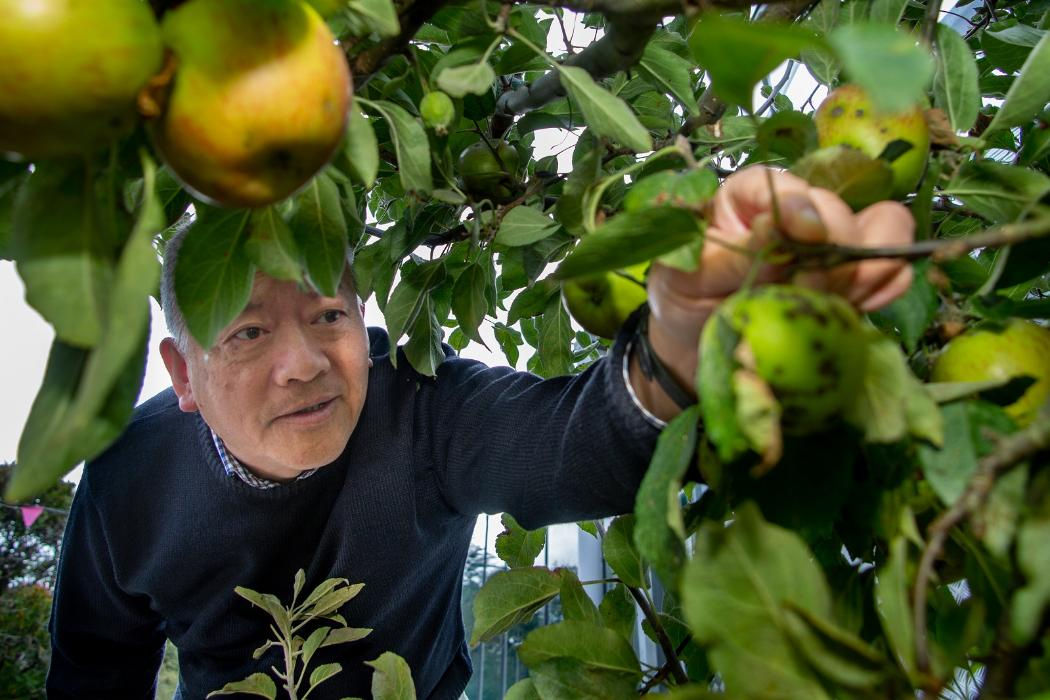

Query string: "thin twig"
[[923, 0, 943, 47], [755, 61, 797, 117], [625, 584, 690, 685], [912, 407, 1050, 677], [639, 634, 695, 693], [780, 216, 1050, 267]]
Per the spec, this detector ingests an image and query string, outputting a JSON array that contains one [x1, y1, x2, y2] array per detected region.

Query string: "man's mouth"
[[279, 397, 336, 420]]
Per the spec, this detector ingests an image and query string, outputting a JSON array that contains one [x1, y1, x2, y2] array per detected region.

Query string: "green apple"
[[814, 84, 930, 200], [562, 264, 649, 339], [151, 0, 352, 208], [931, 320, 1050, 426], [0, 0, 163, 159], [420, 91, 456, 136], [720, 285, 868, 435], [457, 140, 521, 204]]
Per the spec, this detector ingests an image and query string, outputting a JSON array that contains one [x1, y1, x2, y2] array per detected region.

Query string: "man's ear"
[[159, 338, 200, 413]]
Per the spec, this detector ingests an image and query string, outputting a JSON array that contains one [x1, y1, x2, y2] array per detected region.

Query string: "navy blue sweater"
[[47, 327, 660, 699]]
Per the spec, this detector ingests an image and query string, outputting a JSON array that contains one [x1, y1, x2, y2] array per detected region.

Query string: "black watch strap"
[[634, 304, 696, 410]]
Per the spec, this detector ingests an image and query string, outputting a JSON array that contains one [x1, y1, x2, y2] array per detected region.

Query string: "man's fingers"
[[845, 200, 916, 307], [712, 166, 813, 240], [858, 265, 913, 312]]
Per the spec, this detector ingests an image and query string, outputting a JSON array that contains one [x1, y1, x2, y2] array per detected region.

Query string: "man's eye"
[[233, 327, 263, 341], [318, 310, 345, 324]]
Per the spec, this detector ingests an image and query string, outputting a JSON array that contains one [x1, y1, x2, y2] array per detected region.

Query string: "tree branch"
[[497, 14, 661, 117], [780, 216, 1050, 267], [348, 0, 448, 87], [912, 406, 1050, 678], [625, 583, 690, 685]]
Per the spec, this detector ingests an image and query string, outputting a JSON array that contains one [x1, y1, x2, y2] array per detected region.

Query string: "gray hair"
[[159, 215, 194, 352], [159, 212, 359, 353]]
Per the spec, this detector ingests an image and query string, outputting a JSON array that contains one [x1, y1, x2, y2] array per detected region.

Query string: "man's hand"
[[632, 165, 916, 421]]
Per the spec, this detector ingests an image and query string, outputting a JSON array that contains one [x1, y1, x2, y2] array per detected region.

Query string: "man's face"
[[161, 274, 371, 481]]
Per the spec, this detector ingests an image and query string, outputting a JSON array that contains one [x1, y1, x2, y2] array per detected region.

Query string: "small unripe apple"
[[931, 320, 1050, 426], [457, 140, 521, 204], [562, 264, 648, 339], [814, 84, 930, 200], [420, 91, 456, 136], [720, 285, 868, 434]]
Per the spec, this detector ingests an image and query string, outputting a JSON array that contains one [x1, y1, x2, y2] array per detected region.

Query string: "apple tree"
[[2, 0, 1050, 697]]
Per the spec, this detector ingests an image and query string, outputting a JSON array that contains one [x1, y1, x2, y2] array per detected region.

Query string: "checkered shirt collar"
[[209, 429, 317, 489]]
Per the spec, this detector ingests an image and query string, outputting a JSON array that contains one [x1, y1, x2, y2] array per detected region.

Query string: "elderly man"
[[46, 166, 914, 698]]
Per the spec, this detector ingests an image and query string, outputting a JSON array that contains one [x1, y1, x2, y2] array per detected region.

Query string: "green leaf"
[[681, 502, 833, 697], [528, 657, 638, 700], [451, 260, 489, 345], [301, 626, 330, 669], [790, 146, 895, 211], [308, 662, 342, 688], [602, 515, 647, 589], [986, 30, 1050, 134], [598, 583, 636, 643], [246, 207, 302, 283], [504, 678, 542, 700], [206, 673, 277, 699], [801, 0, 841, 85], [829, 23, 934, 113], [917, 403, 979, 506], [1011, 518, 1050, 644], [362, 99, 433, 195], [12, 160, 113, 348], [384, 259, 446, 344], [557, 66, 653, 153], [437, 61, 497, 97], [495, 512, 546, 568], [843, 333, 943, 445], [507, 278, 559, 325], [868, 260, 938, 352], [342, 108, 380, 188], [365, 652, 416, 700], [469, 567, 560, 645], [495, 206, 560, 247], [637, 43, 699, 116], [346, 0, 399, 38], [874, 537, 917, 681], [868, 0, 909, 25], [7, 331, 148, 502], [174, 207, 253, 349], [289, 173, 349, 298], [983, 21, 1046, 74], [946, 161, 1050, 223], [303, 583, 365, 619], [321, 626, 372, 646], [518, 620, 641, 676], [555, 209, 702, 279], [781, 603, 886, 689], [557, 568, 602, 625], [235, 587, 291, 636], [755, 110, 818, 164], [494, 321, 522, 367], [933, 25, 980, 132], [689, 13, 823, 109], [633, 406, 700, 587], [537, 293, 572, 378], [698, 313, 750, 463]]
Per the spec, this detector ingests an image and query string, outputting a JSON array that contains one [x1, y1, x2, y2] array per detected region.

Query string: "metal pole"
[[478, 515, 489, 700]]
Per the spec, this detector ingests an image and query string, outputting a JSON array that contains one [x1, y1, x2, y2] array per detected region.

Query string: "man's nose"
[[272, 327, 330, 385]]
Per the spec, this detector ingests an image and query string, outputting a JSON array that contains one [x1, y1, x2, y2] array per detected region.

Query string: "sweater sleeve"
[[422, 311, 663, 530], [47, 472, 166, 698]]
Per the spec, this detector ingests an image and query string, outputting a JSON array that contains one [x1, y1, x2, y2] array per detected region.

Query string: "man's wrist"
[[634, 304, 697, 410]]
